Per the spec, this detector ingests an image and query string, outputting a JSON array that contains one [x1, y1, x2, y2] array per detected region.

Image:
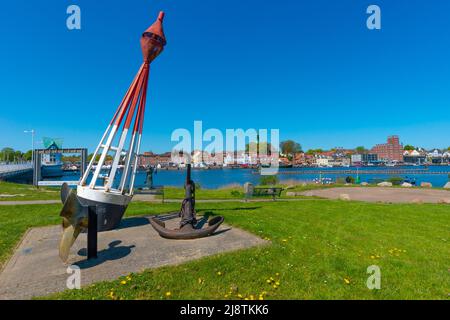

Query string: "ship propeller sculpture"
[[59, 12, 167, 262]]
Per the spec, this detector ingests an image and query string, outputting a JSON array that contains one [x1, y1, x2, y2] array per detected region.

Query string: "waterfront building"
[[351, 153, 378, 165], [138, 151, 171, 167], [403, 150, 426, 164], [427, 149, 444, 164], [371, 135, 404, 162]]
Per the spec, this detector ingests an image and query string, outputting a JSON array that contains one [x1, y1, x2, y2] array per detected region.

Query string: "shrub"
[[230, 190, 243, 198], [336, 177, 346, 184], [259, 175, 278, 186], [345, 176, 355, 184], [388, 177, 404, 186]]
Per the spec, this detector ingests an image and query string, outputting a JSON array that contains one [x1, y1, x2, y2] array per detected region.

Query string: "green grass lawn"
[[1, 180, 448, 300], [0, 200, 443, 300], [163, 183, 338, 200], [0, 181, 59, 201]]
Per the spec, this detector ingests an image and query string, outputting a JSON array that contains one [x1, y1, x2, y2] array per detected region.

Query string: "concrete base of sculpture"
[[0, 214, 267, 300]]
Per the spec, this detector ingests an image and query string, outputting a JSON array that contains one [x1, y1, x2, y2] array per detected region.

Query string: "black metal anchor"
[[150, 164, 224, 239]]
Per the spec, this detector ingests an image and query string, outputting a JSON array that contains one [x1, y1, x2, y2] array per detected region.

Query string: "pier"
[[0, 163, 32, 180], [274, 168, 450, 175]]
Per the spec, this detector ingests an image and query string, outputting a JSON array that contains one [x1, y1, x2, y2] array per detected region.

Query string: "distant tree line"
[[0, 147, 32, 162]]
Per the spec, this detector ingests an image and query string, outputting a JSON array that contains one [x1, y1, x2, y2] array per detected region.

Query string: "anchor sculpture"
[[58, 11, 167, 262], [150, 164, 224, 239]]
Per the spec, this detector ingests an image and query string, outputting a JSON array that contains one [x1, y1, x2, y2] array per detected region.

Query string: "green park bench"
[[244, 184, 283, 201]]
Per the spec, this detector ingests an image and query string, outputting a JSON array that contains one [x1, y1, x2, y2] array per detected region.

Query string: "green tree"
[[355, 146, 366, 154], [306, 149, 323, 155], [280, 140, 302, 156], [14, 150, 23, 161], [23, 150, 33, 161], [1, 147, 15, 162], [404, 145, 415, 151]]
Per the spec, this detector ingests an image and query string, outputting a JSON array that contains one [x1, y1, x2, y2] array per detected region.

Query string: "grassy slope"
[[0, 181, 59, 201], [38, 200, 450, 300]]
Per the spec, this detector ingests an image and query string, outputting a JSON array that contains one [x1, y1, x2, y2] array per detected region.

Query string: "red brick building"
[[371, 135, 403, 162]]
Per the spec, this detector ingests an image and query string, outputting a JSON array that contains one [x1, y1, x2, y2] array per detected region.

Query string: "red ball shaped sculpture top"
[[140, 11, 167, 63]]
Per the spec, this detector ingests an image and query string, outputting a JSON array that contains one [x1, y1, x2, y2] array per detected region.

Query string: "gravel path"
[[300, 187, 450, 203]]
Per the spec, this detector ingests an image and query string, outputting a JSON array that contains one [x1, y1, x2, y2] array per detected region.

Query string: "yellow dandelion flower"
[[237, 294, 243, 298], [266, 279, 271, 283], [165, 291, 171, 297], [217, 271, 222, 276], [370, 255, 376, 259], [259, 296, 264, 300], [120, 280, 127, 285], [275, 281, 280, 286], [344, 278, 350, 284], [275, 273, 280, 276]]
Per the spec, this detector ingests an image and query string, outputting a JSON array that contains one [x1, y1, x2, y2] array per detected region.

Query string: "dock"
[[0, 163, 32, 180], [260, 168, 450, 175]]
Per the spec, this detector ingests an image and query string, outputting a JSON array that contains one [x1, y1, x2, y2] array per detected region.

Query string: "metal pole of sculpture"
[[58, 12, 167, 262]]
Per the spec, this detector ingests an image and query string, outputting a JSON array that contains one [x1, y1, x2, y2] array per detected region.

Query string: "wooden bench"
[[247, 186, 283, 201]]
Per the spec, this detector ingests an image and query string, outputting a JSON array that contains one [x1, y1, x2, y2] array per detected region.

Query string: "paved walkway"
[[0, 214, 267, 300], [300, 187, 450, 203], [0, 200, 61, 206], [0, 198, 315, 205]]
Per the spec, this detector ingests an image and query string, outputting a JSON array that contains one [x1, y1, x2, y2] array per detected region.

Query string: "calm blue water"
[[50, 166, 450, 189]]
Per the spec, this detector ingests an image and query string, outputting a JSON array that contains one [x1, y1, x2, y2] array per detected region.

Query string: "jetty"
[[265, 168, 450, 175], [0, 163, 32, 180]]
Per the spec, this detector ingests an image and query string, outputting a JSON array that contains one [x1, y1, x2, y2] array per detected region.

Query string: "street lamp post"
[[24, 129, 35, 165], [24, 129, 36, 186]]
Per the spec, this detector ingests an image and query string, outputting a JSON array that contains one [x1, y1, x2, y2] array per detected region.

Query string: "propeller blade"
[[60, 182, 71, 204], [58, 186, 88, 262], [59, 224, 82, 262]]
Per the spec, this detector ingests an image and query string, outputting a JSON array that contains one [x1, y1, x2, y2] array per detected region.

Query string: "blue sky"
[[0, 0, 449, 153]]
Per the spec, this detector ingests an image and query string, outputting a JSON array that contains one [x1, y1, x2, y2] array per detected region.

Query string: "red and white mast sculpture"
[[59, 12, 166, 261], [81, 11, 165, 200]]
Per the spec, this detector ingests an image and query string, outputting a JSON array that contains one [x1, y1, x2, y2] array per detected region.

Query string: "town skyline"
[[2, 1, 450, 153]]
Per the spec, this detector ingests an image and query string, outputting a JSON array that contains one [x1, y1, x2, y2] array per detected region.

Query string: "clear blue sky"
[[1, 0, 449, 153]]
